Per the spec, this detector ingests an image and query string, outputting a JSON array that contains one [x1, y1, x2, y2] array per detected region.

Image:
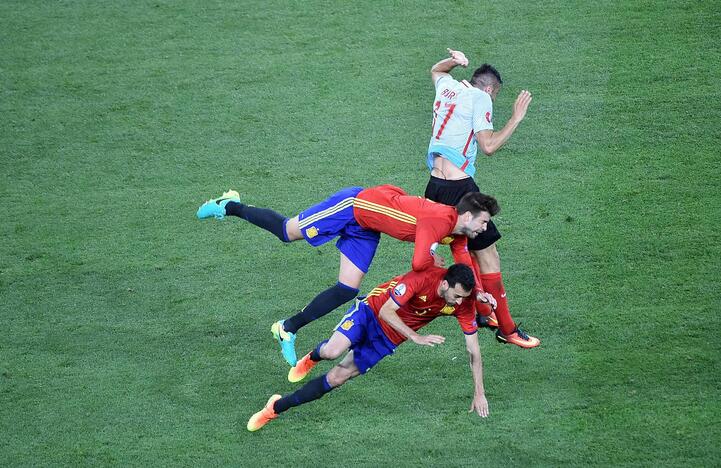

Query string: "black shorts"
[[424, 175, 501, 251]]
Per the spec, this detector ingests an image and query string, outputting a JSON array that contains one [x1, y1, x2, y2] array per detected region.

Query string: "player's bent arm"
[[378, 299, 445, 347], [411, 227, 440, 272], [476, 90, 532, 156], [430, 49, 468, 84], [476, 122, 521, 156], [450, 238, 485, 298], [431, 59, 455, 84], [411, 246, 436, 272], [464, 332, 489, 417]]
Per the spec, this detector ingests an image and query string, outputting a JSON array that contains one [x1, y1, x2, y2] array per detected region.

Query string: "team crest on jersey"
[[440, 305, 456, 315], [306, 226, 319, 238], [341, 319, 354, 331], [485, 111, 492, 123], [441, 236, 454, 245], [393, 283, 407, 297]]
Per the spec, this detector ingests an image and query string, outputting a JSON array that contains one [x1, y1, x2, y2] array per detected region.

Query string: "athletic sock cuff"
[[281, 218, 290, 243], [310, 340, 328, 362], [479, 272, 502, 280], [322, 375, 332, 391], [336, 282, 360, 293]]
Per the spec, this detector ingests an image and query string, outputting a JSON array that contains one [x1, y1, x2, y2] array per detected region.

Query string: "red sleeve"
[[455, 301, 478, 335], [412, 218, 448, 271], [450, 236, 484, 294], [388, 270, 423, 307]]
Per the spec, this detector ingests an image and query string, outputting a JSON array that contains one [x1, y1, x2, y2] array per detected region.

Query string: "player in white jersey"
[[424, 48, 540, 348]]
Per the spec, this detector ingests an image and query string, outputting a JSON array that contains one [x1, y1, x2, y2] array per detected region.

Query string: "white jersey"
[[426, 75, 494, 177]]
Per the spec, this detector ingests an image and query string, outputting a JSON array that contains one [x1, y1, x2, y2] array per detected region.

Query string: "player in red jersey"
[[197, 185, 499, 366], [247, 264, 488, 431]]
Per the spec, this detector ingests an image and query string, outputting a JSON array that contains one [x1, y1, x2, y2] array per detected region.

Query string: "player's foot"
[[476, 311, 499, 329], [247, 394, 281, 432], [196, 190, 240, 220], [288, 352, 318, 383], [495, 325, 540, 348], [271, 320, 297, 366]]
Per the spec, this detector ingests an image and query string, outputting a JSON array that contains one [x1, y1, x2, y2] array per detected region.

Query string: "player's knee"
[[319, 342, 345, 360], [284, 216, 303, 241], [326, 366, 354, 387]]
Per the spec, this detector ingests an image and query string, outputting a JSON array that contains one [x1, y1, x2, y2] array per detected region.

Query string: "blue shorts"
[[297, 187, 381, 273], [334, 301, 397, 374]]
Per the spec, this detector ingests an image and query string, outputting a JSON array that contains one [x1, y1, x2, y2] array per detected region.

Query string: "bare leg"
[[283, 216, 304, 241], [472, 244, 501, 273], [326, 351, 361, 387]]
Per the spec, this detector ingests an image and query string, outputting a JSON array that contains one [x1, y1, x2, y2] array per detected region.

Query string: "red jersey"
[[353, 185, 474, 273], [363, 267, 478, 345]]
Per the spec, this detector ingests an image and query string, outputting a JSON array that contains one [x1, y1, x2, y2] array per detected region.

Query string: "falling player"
[[247, 263, 488, 431], [424, 48, 539, 348], [197, 184, 498, 365]]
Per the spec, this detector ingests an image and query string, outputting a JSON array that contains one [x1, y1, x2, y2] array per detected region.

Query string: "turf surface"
[[2, 0, 720, 465]]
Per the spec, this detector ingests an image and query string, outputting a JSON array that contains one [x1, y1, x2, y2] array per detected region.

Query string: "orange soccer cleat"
[[247, 394, 282, 432], [476, 311, 499, 329], [495, 326, 540, 348], [288, 353, 319, 383]]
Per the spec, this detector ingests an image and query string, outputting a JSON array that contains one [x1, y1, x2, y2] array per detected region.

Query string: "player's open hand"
[[477, 292, 497, 311], [511, 90, 532, 123], [411, 334, 445, 347], [446, 48, 468, 67], [470, 393, 489, 418]]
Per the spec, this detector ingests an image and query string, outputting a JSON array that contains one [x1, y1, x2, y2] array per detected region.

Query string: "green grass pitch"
[[1, 0, 720, 465]]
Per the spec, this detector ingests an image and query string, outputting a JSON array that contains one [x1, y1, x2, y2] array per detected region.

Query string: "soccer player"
[[425, 48, 540, 348], [247, 263, 488, 431], [197, 184, 498, 366]]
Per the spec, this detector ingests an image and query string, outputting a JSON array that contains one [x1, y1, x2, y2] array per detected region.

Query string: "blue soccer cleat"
[[196, 190, 240, 220], [271, 320, 297, 366]]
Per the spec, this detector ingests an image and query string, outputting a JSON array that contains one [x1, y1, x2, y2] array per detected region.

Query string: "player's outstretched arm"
[[464, 332, 489, 417], [476, 90, 533, 156], [430, 48, 469, 84], [378, 299, 445, 346]]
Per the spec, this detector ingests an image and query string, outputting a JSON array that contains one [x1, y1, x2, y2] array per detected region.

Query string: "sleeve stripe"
[[389, 293, 403, 307]]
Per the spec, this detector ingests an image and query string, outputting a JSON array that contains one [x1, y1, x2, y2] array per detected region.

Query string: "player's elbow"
[[412, 259, 429, 272], [476, 136, 496, 156], [479, 144, 495, 156]]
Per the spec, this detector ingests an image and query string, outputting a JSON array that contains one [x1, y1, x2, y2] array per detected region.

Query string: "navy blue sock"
[[309, 340, 328, 362], [225, 202, 289, 242], [284, 282, 359, 334], [273, 375, 333, 414]]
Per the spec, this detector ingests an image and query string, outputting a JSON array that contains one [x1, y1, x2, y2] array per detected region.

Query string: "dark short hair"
[[470, 64, 503, 89], [456, 192, 500, 217], [444, 264, 476, 293]]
